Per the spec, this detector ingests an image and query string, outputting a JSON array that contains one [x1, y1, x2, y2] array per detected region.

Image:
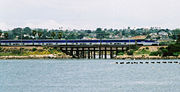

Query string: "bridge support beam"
[[76, 48, 79, 58], [116, 47, 118, 56], [99, 46, 101, 59], [88, 47, 90, 59], [110, 47, 113, 59], [58, 45, 130, 59], [82, 47, 85, 58], [105, 47, 107, 59], [94, 47, 96, 59]]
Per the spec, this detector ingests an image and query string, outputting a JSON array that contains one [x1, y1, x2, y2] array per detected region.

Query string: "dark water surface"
[[0, 59, 180, 92]]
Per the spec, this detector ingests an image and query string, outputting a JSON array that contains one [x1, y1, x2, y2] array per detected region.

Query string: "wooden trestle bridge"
[[52, 45, 135, 59]]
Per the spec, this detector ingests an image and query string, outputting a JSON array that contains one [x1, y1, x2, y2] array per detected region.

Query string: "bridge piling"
[[99, 46, 101, 59], [94, 47, 96, 59], [110, 47, 113, 59], [116, 47, 118, 56], [88, 47, 90, 59], [105, 47, 107, 59]]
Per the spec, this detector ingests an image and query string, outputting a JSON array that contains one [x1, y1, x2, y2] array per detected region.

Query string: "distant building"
[[149, 33, 158, 40], [158, 31, 169, 39]]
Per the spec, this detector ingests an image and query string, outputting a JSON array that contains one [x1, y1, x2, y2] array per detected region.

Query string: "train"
[[0, 39, 159, 46]]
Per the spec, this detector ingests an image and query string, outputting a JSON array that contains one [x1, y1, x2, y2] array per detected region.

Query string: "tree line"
[[0, 27, 179, 40]]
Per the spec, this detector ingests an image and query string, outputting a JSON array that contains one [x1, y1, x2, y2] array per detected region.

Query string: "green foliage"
[[146, 47, 149, 49], [118, 52, 124, 56], [150, 51, 160, 56], [127, 50, 134, 55], [173, 52, 179, 57], [32, 30, 37, 37], [51, 32, 56, 39], [4, 32, 8, 39], [43, 47, 49, 50], [135, 48, 150, 55], [0, 47, 3, 52], [11, 49, 21, 55], [32, 48, 37, 51], [167, 43, 180, 56], [161, 48, 168, 56], [0, 31, 2, 36], [0, 27, 177, 40], [177, 35, 180, 44], [12, 28, 22, 38], [38, 31, 43, 39], [0, 47, 63, 56], [58, 32, 62, 39]]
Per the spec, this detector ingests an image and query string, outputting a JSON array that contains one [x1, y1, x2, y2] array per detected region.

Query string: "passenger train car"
[[0, 39, 159, 46]]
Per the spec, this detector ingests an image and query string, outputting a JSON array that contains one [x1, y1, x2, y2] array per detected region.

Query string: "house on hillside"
[[158, 31, 169, 39], [149, 33, 159, 40]]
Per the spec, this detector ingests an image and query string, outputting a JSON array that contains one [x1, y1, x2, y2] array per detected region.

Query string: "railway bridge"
[[51, 45, 136, 59], [0, 39, 155, 59]]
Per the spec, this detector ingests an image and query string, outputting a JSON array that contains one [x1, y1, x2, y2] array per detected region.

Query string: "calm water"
[[0, 59, 180, 92]]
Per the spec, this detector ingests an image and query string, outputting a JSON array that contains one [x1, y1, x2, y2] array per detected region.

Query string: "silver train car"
[[0, 39, 159, 46]]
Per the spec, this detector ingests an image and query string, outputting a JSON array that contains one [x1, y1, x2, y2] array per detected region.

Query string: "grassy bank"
[[0, 46, 72, 59], [116, 46, 180, 59]]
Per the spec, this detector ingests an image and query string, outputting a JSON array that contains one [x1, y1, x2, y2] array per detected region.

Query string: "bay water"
[[0, 59, 180, 92]]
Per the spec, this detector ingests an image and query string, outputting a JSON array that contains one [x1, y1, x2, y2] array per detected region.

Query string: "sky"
[[0, 0, 180, 30]]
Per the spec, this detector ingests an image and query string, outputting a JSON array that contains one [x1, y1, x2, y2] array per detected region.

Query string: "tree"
[[32, 30, 37, 45], [12, 28, 23, 39], [58, 32, 62, 39], [95, 28, 104, 39], [77, 33, 84, 39], [177, 35, 180, 44], [38, 31, 43, 39], [127, 50, 134, 55], [51, 32, 56, 39], [172, 29, 180, 40], [161, 48, 169, 57], [23, 27, 31, 34], [0, 30, 2, 39], [32, 30, 37, 39], [4, 32, 8, 39]]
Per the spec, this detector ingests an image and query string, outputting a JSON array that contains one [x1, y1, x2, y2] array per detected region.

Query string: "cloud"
[[0, 23, 14, 30], [0, 0, 180, 30]]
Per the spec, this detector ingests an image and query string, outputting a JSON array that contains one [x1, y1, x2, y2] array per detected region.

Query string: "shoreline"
[[0, 55, 179, 60], [0, 54, 72, 59], [115, 55, 180, 60]]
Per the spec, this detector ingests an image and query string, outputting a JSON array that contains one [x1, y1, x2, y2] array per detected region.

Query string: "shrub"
[[11, 50, 21, 55], [32, 48, 37, 51], [173, 52, 179, 56], [150, 51, 159, 56], [127, 50, 134, 55], [118, 52, 124, 55], [0, 47, 3, 52], [161, 48, 168, 57], [43, 47, 48, 50]]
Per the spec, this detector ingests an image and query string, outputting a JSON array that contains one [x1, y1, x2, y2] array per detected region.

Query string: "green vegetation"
[[149, 35, 180, 56], [135, 48, 151, 55], [150, 51, 161, 56], [127, 50, 134, 55], [118, 35, 180, 57], [118, 52, 124, 56], [0, 27, 179, 41], [0, 47, 64, 56]]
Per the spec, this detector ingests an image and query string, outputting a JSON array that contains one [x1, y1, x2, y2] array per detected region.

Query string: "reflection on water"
[[0, 59, 180, 92]]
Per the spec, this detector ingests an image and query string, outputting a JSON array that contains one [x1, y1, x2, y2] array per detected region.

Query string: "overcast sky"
[[0, 0, 180, 30]]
